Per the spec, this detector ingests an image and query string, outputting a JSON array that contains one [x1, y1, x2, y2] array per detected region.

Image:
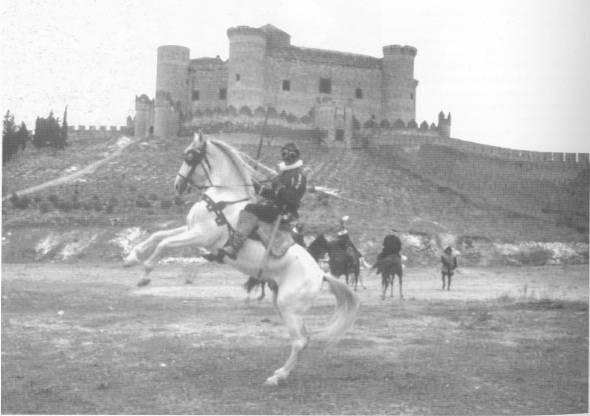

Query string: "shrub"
[[48, 194, 59, 206], [10, 193, 31, 209], [160, 199, 173, 209], [148, 193, 158, 201], [39, 202, 51, 213], [91, 195, 102, 211], [174, 195, 184, 206], [136, 196, 151, 208]]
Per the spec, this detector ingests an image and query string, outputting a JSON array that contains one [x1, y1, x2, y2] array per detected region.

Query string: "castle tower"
[[382, 45, 418, 124], [226, 26, 267, 111], [438, 111, 452, 138], [134, 94, 154, 138], [154, 45, 190, 137]]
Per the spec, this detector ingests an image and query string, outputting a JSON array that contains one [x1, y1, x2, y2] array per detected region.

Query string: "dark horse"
[[373, 254, 404, 300], [307, 234, 361, 291]]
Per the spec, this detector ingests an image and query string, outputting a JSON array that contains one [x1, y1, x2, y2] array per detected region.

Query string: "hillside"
[[2, 132, 588, 265]]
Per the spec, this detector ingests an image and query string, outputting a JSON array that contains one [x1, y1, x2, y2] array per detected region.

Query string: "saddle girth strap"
[[201, 193, 250, 236]]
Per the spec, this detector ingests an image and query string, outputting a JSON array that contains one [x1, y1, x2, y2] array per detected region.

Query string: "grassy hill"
[[2, 132, 588, 264]]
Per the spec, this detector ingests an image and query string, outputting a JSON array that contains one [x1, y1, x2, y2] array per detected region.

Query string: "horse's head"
[[175, 131, 210, 194]]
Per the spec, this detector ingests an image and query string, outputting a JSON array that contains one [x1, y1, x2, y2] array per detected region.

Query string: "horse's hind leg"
[[390, 275, 394, 298], [441, 273, 446, 290], [264, 308, 309, 386], [123, 226, 187, 267], [398, 274, 404, 300], [257, 282, 266, 302]]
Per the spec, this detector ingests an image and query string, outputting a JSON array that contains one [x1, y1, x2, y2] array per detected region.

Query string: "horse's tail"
[[313, 274, 359, 343]]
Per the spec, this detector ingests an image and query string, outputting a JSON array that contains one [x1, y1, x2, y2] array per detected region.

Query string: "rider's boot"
[[220, 210, 258, 260]]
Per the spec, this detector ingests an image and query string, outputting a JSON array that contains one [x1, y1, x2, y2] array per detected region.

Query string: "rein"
[[179, 141, 271, 191]]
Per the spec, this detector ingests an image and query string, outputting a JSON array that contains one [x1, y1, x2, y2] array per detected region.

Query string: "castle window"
[[410, 93, 414, 100], [236, 74, 240, 81], [355, 88, 363, 99], [219, 88, 227, 100], [319, 78, 331, 94], [192, 90, 200, 101], [282, 80, 290, 91]]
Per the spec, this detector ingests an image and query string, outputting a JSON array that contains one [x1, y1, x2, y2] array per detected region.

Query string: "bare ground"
[[1, 262, 588, 415]]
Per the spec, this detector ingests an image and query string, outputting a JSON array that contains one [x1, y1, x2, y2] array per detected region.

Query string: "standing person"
[[441, 246, 458, 290], [219, 142, 307, 260]]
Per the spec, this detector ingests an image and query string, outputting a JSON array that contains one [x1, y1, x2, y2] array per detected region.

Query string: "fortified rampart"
[[132, 23, 588, 168], [66, 125, 131, 140]]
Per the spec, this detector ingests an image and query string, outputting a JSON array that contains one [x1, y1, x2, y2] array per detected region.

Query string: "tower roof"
[[258, 24, 289, 35]]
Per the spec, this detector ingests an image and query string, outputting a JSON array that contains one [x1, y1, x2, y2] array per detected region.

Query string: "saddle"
[[252, 217, 296, 258]]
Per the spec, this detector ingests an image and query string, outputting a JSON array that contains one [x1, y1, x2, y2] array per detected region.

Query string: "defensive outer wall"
[[131, 23, 588, 167]]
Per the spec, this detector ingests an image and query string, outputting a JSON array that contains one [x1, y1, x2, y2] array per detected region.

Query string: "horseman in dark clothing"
[[380, 228, 402, 258], [220, 142, 307, 260], [292, 223, 305, 247], [374, 228, 403, 274], [336, 216, 362, 258]]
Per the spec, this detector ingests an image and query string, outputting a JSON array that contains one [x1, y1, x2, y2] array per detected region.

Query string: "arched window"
[[355, 88, 363, 99]]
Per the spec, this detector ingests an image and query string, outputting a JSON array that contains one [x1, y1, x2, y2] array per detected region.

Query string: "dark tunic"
[[246, 165, 307, 223]]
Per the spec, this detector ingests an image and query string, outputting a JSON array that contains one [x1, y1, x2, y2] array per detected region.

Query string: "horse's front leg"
[[123, 226, 187, 267], [137, 228, 212, 287], [399, 274, 404, 300]]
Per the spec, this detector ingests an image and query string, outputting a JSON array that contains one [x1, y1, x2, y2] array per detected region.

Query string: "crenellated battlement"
[[382, 45, 418, 57]]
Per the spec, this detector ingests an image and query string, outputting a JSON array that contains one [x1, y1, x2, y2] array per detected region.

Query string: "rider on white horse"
[[219, 142, 307, 260]]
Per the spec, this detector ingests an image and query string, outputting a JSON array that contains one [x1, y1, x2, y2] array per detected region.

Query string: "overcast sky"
[[1, 0, 589, 152]]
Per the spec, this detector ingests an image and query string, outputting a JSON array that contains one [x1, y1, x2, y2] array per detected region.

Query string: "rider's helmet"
[[281, 142, 300, 165], [444, 246, 453, 254]]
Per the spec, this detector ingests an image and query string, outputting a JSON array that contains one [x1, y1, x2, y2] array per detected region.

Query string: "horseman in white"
[[123, 132, 359, 386]]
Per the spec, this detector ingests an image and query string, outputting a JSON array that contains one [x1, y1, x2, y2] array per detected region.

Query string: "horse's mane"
[[209, 139, 256, 199]]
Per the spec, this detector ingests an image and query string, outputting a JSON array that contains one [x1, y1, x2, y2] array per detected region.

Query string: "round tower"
[[438, 111, 451, 138], [226, 26, 267, 111], [134, 94, 153, 138], [154, 45, 189, 137], [382, 45, 418, 124]]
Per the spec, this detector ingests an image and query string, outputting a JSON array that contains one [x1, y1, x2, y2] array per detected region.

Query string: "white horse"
[[123, 132, 359, 386]]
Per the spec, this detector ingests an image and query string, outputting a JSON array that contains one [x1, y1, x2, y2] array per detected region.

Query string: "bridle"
[[177, 141, 214, 191], [177, 139, 252, 234]]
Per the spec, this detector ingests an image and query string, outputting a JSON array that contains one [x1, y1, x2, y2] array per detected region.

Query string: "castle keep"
[[135, 24, 451, 143]]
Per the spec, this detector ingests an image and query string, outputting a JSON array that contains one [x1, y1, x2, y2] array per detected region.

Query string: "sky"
[[1, 0, 589, 153]]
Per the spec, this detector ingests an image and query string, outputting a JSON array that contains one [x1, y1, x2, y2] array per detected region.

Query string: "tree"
[[54, 105, 68, 149], [3, 110, 18, 163], [33, 111, 63, 149]]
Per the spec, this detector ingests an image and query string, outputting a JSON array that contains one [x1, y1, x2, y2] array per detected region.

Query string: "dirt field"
[[1, 262, 588, 415]]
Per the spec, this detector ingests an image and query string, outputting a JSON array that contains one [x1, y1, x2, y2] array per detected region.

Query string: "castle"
[[134, 24, 451, 144]]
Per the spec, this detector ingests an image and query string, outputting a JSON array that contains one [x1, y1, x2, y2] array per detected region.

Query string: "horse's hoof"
[[137, 278, 152, 287], [123, 254, 140, 267], [263, 376, 283, 387]]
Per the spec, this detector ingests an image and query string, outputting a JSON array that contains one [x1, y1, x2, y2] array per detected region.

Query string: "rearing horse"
[[123, 133, 359, 386]]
